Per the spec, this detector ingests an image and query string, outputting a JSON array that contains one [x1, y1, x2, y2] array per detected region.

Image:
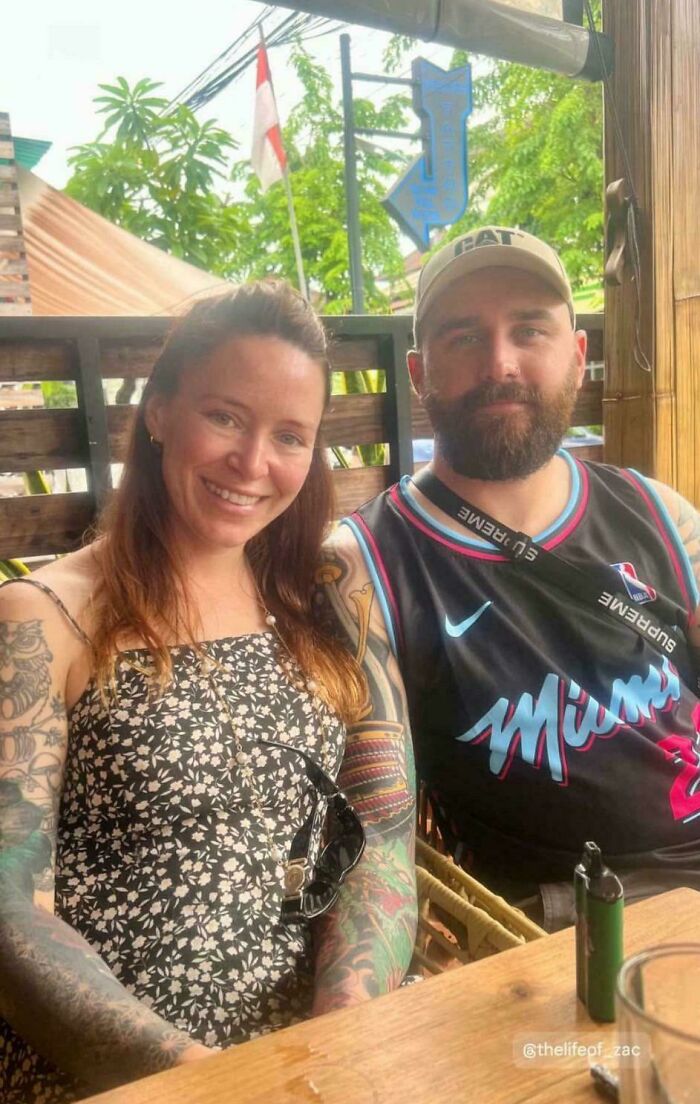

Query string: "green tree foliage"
[[459, 58, 603, 286], [65, 77, 243, 274], [64, 59, 410, 312], [229, 46, 410, 312], [384, 8, 603, 288]]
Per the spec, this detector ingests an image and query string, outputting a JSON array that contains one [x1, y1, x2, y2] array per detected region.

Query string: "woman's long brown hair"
[[92, 280, 367, 724]]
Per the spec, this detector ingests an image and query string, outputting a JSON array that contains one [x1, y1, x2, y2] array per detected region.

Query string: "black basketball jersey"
[[345, 452, 700, 889]]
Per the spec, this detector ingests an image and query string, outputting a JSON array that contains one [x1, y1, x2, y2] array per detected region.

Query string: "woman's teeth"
[[204, 480, 259, 505]]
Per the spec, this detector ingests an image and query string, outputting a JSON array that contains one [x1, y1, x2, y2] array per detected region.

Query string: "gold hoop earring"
[[149, 434, 161, 448]]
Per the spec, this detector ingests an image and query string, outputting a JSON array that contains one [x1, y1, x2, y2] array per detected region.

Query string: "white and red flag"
[[251, 44, 286, 192]]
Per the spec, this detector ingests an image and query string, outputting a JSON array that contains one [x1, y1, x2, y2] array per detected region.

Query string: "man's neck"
[[425, 452, 572, 538]]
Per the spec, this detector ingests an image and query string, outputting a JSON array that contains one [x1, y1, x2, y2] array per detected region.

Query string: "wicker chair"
[[412, 837, 546, 975]]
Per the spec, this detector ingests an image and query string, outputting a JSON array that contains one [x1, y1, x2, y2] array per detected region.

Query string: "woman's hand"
[[177, 1043, 222, 1064]]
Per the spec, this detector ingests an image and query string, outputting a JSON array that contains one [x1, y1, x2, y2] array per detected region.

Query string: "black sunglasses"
[[260, 739, 366, 924]]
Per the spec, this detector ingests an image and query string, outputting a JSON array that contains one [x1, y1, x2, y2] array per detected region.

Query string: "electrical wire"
[[169, 9, 345, 113]]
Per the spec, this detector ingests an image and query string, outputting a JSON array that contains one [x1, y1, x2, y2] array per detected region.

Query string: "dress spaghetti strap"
[[0, 576, 92, 646]]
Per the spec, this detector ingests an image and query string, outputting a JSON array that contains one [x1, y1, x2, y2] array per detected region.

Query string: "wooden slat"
[[0, 389, 44, 409], [0, 408, 84, 471], [100, 339, 166, 379], [0, 213, 21, 231], [0, 235, 25, 253], [99, 332, 384, 379], [0, 259, 29, 277], [328, 337, 381, 372], [0, 166, 19, 181], [0, 141, 15, 159], [0, 341, 75, 381], [0, 281, 31, 298], [107, 405, 135, 461], [0, 184, 18, 204], [331, 465, 390, 516], [0, 493, 94, 558], [0, 302, 31, 316], [323, 393, 386, 447]]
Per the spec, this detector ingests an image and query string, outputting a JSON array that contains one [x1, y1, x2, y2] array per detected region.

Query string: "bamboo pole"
[[603, 0, 700, 502]]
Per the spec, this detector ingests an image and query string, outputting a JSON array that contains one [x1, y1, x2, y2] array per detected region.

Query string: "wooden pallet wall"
[[0, 313, 604, 561]]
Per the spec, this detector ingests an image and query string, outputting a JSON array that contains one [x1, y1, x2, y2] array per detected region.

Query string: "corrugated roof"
[[12, 137, 52, 170], [17, 166, 231, 316]]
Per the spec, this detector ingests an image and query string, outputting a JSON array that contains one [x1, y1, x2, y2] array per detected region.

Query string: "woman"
[[0, 281, 416, 1102]]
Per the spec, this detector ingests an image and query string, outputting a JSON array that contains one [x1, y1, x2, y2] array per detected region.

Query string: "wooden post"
[[0, 113, 32, 316], [603, 0, 700, 503]]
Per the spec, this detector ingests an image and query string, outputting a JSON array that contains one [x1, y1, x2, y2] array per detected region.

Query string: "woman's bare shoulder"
[[0, 545, 101, 640]]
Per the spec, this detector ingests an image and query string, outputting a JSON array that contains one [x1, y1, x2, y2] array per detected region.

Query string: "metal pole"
[[259, 25, 308, 299], [340, 33, 365, 314], [282, 169, 309, 300]]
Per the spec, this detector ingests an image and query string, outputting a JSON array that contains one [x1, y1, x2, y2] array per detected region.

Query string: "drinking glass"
[[616, 944, 700, 1103]]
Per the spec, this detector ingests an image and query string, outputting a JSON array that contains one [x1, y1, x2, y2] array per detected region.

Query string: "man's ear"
[[407, 349, 426, 397], [573, 329, 588, 389], [144, 392, 169, 444]]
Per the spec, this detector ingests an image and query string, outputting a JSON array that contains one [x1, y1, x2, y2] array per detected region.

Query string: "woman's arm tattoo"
[[0, 617, 193, 1091]]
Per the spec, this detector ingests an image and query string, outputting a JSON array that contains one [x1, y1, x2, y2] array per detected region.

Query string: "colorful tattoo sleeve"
[[310, 539, 417, 1014]]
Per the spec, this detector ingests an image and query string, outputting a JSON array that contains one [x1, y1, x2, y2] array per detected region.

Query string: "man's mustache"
[[431, 382, 540, 417]]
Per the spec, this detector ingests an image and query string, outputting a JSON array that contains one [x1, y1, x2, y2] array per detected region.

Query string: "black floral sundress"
[[0, 633, 345, 1103]]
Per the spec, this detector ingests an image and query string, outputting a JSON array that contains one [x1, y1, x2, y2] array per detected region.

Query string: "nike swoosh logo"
[[444, 601, 493, 638]]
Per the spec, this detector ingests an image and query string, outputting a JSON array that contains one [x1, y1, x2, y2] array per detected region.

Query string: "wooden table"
[[83, 887, 700, 1104]]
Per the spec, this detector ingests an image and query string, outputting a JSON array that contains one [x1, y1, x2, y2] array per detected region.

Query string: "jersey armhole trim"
[[625, 470, 700, 614], [339, 516, 400, 658]]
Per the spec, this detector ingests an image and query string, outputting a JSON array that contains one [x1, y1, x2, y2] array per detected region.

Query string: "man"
[[322, 225, 700, 931]]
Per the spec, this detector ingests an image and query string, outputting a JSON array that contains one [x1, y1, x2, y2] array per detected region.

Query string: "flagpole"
[[259, 26, 308, 300]]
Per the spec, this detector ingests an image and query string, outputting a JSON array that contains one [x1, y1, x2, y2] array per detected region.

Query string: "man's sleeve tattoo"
[[311, 550, 417, 1012]]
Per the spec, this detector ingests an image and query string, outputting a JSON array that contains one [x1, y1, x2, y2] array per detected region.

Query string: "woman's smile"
[[201, 477, 264, 509]]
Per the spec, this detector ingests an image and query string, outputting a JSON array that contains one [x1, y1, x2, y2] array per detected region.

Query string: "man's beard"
[[422, 362, 579, 481]]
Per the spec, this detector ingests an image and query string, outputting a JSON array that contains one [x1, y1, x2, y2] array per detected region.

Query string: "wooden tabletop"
[[82, 887, 700, 1104]]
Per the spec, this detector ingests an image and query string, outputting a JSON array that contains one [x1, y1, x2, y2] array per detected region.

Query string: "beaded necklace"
[[201, 593, 338, 898]]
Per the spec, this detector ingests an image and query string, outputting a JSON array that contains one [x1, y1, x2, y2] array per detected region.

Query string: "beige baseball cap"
[[414, 226, 575, 336]]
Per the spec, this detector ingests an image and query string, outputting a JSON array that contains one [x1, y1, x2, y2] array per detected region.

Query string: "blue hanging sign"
[[383, 58, 472, 252]]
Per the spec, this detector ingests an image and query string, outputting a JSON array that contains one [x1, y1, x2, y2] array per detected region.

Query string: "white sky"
[[3, 0, 433, 189]]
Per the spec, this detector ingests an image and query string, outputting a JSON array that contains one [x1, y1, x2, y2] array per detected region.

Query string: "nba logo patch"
[[611, 562, 657, 604]]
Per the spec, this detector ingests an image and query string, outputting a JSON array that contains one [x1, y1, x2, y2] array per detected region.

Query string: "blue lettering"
[[609, 658, 679, 723], [458, 673, 564, 781], [458, 661, 681, 782]]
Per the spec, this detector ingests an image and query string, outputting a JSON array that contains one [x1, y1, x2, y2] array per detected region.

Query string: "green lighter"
[[574, 840, 596, 1004], [583, 843, 624, 1023]]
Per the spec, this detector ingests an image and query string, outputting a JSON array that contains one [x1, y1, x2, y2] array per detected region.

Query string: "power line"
[[169, 9, 345, 114]]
